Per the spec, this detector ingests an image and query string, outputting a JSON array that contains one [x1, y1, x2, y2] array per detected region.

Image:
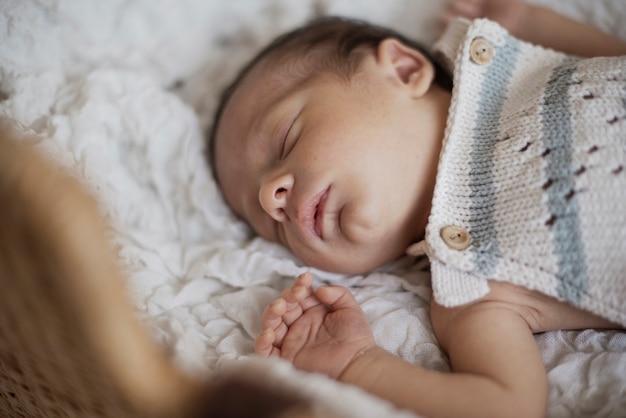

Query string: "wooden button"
[[469, 37, 494, 65], [440, 225, 471, 251]]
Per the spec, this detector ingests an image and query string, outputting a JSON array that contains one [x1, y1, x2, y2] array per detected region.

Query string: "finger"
[[283, 273, 320, 317], [254, 329, 281, 357], [281, 286, 307, 326], [279, 272, 312, 301], [295, 271, 313, 287], [315, 285, 361, 311], [283, 273, 314, 303], [282, 274, 313, 303], [254, 329, 272, 356], [262, 298, 287, 330], [261, 298, 293, 346]]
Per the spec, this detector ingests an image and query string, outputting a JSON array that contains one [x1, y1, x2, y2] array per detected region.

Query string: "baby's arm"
[[443, 0, 626, 57], [341, 299, 547, 418], [256, 274, 547, 418]]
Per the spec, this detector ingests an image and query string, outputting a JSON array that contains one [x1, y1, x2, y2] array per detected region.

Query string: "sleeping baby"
[[207, 0, 626, 416]]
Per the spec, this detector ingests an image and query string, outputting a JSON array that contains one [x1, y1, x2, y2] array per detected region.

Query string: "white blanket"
[[1, 1, 625, 416]]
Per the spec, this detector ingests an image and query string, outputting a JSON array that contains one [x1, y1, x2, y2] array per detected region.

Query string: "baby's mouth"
[[314, 187, 329, 239], [300, 187, 330, 240]]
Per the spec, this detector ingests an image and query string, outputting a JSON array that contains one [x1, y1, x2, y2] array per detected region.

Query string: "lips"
[[299, 187, 329, 239], [314, 187, 329, 238]]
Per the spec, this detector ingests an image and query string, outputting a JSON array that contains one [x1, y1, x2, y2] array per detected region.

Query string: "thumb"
[[315, 285, 360, 311]]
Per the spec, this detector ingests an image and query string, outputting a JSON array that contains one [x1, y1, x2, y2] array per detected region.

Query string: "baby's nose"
[[259, 174, 293, 222]]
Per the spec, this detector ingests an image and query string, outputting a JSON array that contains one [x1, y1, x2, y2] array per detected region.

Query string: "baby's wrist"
[[338, 346, 387, 388]]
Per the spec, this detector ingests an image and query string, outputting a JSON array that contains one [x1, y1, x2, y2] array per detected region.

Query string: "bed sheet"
[[1, 1, 625, 417]]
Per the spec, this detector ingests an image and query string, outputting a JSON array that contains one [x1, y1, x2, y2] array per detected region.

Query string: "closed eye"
[[280, 118, 295, 159], [279, 111, 300, 160]]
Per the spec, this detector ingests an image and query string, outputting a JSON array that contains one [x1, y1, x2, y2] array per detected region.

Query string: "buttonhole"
[[545, 214, 557, 227]]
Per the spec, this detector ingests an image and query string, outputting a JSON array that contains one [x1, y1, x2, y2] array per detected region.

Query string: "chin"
[[305, 247, 402, 276]]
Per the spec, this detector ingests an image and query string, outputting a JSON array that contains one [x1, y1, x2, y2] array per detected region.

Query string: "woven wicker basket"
[[0, 124, 315, 418]]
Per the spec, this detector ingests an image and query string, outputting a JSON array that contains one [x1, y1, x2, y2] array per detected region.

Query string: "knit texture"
[[422, 19, 626, 327]]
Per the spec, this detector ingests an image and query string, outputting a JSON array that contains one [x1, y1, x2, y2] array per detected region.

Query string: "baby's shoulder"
[[430, 281, 620, 343]]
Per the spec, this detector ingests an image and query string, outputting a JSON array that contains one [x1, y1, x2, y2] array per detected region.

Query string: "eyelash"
[[279, 125, 292, 159], [280, 116, 298, 160]]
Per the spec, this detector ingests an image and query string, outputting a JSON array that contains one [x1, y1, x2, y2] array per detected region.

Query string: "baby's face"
[[214, 47, 444, 274]]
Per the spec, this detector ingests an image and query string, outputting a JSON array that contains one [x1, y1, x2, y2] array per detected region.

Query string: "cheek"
[[250, 215, 273, 242], [299, 127, 382, 173]]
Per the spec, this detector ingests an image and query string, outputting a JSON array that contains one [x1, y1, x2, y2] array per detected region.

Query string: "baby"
[[209, 0, 626, 416]]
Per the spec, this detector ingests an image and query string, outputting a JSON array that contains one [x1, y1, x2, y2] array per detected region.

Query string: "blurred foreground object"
[[0, 122, 316, 418]]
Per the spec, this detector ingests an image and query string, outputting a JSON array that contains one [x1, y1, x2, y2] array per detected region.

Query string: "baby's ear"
[[377, 38, 435, 98]]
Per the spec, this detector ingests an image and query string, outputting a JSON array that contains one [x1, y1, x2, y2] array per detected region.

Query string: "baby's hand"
[[441, 0, 528, 36], [254, 272, 377, 379]]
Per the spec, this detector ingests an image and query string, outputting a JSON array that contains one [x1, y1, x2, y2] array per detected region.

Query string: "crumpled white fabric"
[[1, 1, 625, 417]]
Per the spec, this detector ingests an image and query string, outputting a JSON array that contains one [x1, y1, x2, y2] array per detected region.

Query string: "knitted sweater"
[[413, 19, 626, 327]]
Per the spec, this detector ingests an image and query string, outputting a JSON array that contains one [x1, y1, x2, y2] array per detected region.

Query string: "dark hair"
[[206, 16, 451, 180]]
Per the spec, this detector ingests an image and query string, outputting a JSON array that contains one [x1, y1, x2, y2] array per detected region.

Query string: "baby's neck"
[[409, 84, 452, 243]]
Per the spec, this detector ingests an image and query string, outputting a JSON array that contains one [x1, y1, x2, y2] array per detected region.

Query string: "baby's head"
[[209, 17, 451, 274]]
